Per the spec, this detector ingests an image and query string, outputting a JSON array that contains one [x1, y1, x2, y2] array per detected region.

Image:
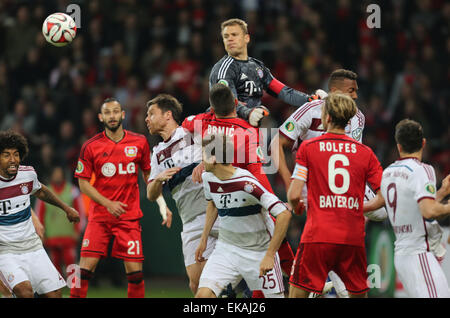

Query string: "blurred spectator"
[[34, 165, 86, 278], [0, 99, 36, 137], [4, 5, 39, 69]]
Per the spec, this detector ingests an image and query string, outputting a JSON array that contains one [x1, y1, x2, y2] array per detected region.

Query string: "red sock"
[[252, 290, 265, 298], [70, 268, 93, 298], [127, 271, 145, 298], [278, 239, 294, 276]]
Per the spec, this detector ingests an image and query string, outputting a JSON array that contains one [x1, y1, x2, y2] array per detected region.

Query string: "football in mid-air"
[[42, 13, 76, 47]]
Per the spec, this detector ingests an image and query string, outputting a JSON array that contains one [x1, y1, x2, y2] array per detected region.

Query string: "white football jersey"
[[279, 99, 365, 147], [202, 167, 288, 251], [0, 166, 42, 254], [148, 127, 206, 224], [380, 158, 437, 255]]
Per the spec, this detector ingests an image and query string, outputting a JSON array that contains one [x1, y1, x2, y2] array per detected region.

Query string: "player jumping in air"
[[195, 134, 291, 298], [210, 18, 322, 127], [287, 93, 383, 298]]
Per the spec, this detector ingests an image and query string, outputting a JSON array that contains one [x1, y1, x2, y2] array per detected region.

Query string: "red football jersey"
[[75, 130, 151, 222], [182, 111, 273, 192], [294, 133, 382, 247]]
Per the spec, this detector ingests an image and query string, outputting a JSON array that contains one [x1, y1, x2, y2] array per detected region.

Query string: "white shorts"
[[181, 214, 219, 267], [0, 248, 66, 295], [395, 252, 450, 298], [198, 241, 284, 297]]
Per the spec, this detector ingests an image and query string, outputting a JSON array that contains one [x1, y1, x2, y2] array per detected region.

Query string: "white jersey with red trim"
[[0, 166, 42, 254], [148, 127, 206, 225], [279, 99, 365, 146], [202, 167, 288, 251], [380, 158, 437, 255]]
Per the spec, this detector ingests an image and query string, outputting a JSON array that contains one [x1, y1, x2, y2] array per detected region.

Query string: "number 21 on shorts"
[[127, 240, 141, 255]]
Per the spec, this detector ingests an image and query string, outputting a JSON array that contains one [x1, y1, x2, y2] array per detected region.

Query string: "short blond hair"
[[323, 93, 357, 128], [221, 18, 248, 35]]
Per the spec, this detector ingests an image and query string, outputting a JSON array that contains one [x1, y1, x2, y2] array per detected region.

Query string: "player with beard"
[[70, 98, 170, 298]]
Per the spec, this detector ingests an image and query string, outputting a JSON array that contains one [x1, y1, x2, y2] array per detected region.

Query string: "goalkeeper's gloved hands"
[[308, 89, 328, 101], [249, 106, 269, 127]]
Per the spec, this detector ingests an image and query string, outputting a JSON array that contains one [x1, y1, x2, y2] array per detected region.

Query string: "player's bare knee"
[[189, 280, 199, 294], [195, 287, 215, 298]]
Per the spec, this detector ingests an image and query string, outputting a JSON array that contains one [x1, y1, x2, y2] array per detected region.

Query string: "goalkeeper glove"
[[248, 106, 269, 127], [308, 89, 328, 101]]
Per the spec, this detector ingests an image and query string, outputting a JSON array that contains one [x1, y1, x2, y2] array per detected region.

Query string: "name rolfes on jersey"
[[318, 140, 359, 211]]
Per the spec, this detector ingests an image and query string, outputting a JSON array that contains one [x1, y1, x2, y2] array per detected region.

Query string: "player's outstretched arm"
[[363, 191, 386, 213], [34, 184, 80, 223], [287, 179, 306, 215], [260, 210, 291, 276], [196, 201, 218, 263], [418, 175, 450, 219], [436, 175, 450, 203], [146, 167, 181, 201], [270, 133, 295, 191], [31, 208, 45, 240]]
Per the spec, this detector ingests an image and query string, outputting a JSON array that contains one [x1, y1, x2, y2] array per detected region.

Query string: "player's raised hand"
[[441, 175, 450, 195], [106, 201, 128, 217], [192, 162, 205, 183], [155, 167, 181, 183], [64, 207, 80, 223], [249, 106, 269, 127]]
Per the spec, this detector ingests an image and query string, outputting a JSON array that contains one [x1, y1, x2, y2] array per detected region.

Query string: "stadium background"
[[0, 0, 449, 297]]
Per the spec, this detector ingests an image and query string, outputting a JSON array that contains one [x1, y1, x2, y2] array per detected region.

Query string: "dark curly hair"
[[0, 130, 29, 160]]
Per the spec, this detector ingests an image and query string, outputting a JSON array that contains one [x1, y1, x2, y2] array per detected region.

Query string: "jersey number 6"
[[328, 154, 350, 194]]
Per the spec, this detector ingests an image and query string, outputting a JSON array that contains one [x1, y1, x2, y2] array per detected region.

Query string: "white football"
[[42, 13, 77, 47]]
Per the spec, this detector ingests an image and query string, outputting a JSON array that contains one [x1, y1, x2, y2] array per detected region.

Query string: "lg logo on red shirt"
[[101, 162, 136, 177]]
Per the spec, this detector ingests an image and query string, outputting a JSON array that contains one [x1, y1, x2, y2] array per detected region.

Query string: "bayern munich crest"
[[256, 68, 264, 78], [20, 184, 29, 194], [244, 182, 256, 193]]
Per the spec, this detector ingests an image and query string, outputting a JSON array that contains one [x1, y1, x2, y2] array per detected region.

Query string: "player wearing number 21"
[[70, 98, 169, 298], [287, 93, 383, 298], [364, 119, 450, 298]]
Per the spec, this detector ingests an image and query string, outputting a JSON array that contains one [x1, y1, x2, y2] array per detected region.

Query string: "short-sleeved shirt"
[[202, 167, 287, 251], [148, 127, 207, 225], [292, 133, 383, 247], [380, 157, 437, 255], [0, 165, 42, 254], [182, 111, 272, 192], [279, 99, 365, 148], [75, 130, 151, 222]]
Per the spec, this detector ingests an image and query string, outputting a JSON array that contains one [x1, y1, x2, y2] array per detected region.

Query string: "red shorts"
[[289, 242, 368, 295], [80, 219, 144, 262]]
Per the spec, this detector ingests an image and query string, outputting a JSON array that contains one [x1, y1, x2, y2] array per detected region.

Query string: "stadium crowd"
[[0, 0, 448, 250]]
